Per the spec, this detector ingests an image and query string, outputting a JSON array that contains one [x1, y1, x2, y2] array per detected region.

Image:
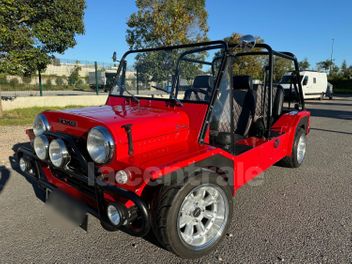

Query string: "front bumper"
[[15, 144, 151, 237]]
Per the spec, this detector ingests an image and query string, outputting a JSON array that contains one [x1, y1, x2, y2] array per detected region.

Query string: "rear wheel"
[[151, 172, 233, 258], [280, 128, 307, 168]]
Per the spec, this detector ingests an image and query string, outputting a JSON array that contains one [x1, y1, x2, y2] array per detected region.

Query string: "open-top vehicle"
[[15, 35, 310, 258]]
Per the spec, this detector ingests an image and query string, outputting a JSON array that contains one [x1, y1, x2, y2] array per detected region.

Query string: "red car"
[[16, 36, 310, 258]]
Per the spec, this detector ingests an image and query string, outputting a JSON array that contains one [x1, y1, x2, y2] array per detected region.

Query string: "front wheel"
[[151, 172, 233, 258]]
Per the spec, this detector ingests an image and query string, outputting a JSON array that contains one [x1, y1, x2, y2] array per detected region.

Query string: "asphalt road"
[[0, 97, 351, 263]]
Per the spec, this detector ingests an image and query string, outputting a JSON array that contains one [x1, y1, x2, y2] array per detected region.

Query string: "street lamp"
[[329, 38, 335, 75]]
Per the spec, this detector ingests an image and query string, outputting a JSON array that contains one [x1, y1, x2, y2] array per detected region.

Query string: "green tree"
[[126, 0, 208, 86], [329, 64, 340, 80], [127, 0, 208, 49], [225, 33, 266, 80], [316, 59, 333, 72], [299, 58, 310, 70], [68, 65, 81, 87], [224, 33, 296, 82], [340, 60, 351, 79], [0, 0, 85, 75], [273, 57, 294, 82], [0, 0, 84, 115]]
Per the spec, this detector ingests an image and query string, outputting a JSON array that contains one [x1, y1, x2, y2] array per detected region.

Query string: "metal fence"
[[0, 59, 118, 99]]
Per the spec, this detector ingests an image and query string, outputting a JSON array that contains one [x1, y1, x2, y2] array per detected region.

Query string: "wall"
[[2, 95, 108, 111]]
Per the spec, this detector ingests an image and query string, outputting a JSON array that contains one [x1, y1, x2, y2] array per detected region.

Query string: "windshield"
[[110, 45, 225, 102]]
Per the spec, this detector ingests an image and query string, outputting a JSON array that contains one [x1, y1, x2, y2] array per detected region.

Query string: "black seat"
[[212, 75, 256, 149], [232, 75, 256, 137], [184, 75, 214, 101], [251, 83, 285, 137], [273, 85, 284, 120]]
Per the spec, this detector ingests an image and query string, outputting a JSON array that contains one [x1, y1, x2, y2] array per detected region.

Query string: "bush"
[[330, 79, 352, 94], [75, 79, 89, 90], [22, 76, 32, 84], [9, 78, 19, 88], [68, 65, 81, 86], [0, 74, 7, 85], [56, 76, 65, 86], [45, 78, 53, 89]]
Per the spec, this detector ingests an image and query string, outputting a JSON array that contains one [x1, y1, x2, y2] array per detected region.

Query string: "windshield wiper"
[[169, 94, 183, 106], [123, 88, 140, 103], [152, 85, 170, 94]]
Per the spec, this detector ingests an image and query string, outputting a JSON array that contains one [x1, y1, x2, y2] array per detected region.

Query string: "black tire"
[[319, 92, 324, 100], [280, 128, 307, 168], [151, 172, 233, 259]]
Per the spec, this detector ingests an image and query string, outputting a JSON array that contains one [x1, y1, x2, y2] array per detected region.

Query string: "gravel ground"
[[0, 97, 351, 263], [0, 126, 28, 166]]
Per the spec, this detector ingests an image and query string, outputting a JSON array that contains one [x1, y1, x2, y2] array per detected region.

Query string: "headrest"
[[193, 75, 214, 90], [233, 75, 253, 90]]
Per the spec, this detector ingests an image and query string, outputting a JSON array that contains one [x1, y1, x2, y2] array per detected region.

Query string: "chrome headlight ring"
[[33, 114, 50, 136], [87, 126, 115, 164], [33, 135, 49, 160], [49, 139, 70, 168]]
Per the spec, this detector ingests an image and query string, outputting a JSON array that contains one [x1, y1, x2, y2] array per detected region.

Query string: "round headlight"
[[33, 135, 49, 160], [19, 157, 31, 172], [87, 126, 115, 164], [33, 114, 50, 136], [107, 204, 121, 226], [49, 139, 70, 168]]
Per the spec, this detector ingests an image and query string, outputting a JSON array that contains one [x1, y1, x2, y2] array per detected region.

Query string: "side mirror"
[[302, 77, 308, 86], [112, 51, 117, 62], [239, 35, 256, 50]]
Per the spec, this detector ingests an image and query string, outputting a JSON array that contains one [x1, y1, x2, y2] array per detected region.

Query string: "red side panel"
[[272, 110, 311, 157]]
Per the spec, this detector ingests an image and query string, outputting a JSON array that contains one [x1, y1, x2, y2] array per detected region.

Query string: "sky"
[[60, 0, 352, 67]]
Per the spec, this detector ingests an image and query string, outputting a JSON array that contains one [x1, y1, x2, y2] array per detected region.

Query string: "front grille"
[[51, 169, 96, 196], [45, 131, 96, 196]]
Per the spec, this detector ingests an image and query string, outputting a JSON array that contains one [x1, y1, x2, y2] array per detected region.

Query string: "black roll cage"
[[111, 40, 305, 141]]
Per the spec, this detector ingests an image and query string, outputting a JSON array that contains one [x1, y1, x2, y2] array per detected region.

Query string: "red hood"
[[43, 105, 190, 161]]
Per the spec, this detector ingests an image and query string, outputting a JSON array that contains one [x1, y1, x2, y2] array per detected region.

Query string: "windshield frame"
[[109, 41, 228, 103], [173, 44, 227, 100]]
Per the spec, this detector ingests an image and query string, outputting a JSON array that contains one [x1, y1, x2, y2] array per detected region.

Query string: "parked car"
[[280, 71, 332, 100], [15, 36, 310, 259]]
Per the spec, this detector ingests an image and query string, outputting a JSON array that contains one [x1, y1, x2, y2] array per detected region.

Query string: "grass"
[[0, 83, 92, 92], [0, 106, 82, 126]]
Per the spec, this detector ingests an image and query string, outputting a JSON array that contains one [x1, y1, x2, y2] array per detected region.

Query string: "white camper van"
[[280, 71, 332, 100]]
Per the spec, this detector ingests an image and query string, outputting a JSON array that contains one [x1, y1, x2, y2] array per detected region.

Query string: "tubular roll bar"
[[228, 44, 305, 137], [112, 40, 305, 143]]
